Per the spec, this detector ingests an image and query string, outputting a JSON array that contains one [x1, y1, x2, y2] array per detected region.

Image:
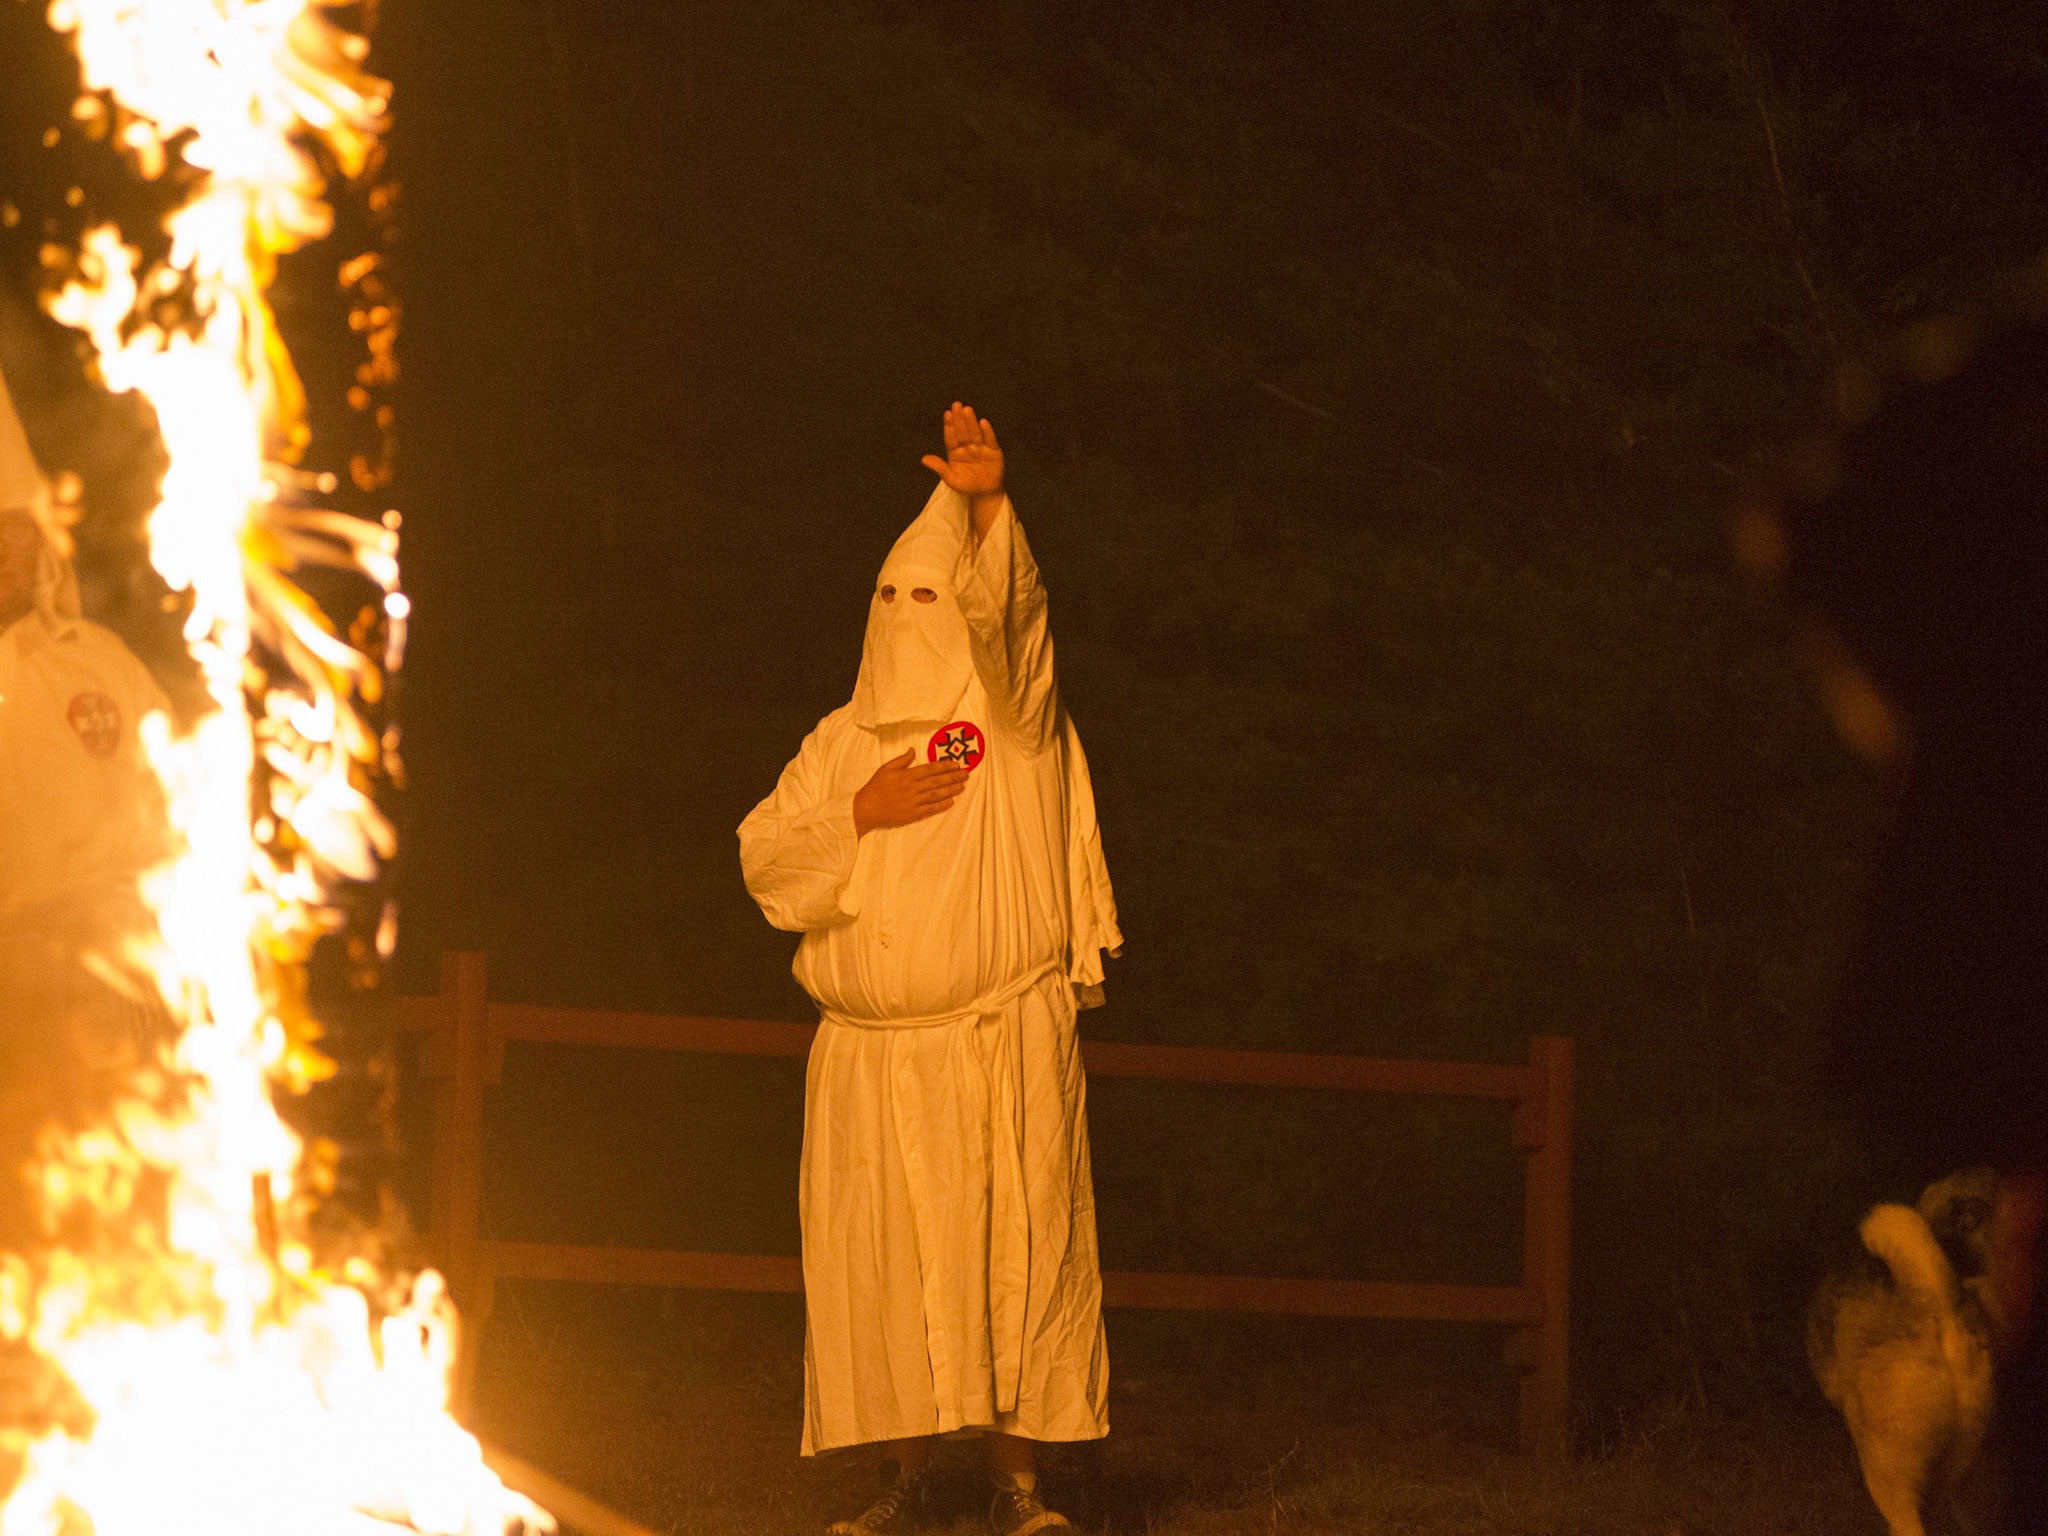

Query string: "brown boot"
[[988, 1473, 1072, 1536], [826, 1461, 930, 1536]]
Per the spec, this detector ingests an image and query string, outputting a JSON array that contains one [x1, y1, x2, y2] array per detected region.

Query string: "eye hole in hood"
[[852, 484, 975, 728]]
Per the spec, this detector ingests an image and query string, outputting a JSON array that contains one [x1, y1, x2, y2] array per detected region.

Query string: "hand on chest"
[[872, 714, 993, 798], [861, 711, 996, 858], [873, 672, 994, 787]]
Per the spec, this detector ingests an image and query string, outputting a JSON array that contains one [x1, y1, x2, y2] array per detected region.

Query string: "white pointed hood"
[[850, 481, 974, 729], [0, 364, 80, 632]]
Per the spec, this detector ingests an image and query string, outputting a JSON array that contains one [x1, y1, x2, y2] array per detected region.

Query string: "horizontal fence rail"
[[399, 952, 1572, 1458]]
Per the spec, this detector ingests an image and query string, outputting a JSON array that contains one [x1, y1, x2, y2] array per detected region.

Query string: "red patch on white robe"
[[67, 691, 122, 758], [927, 720, 986, 772]]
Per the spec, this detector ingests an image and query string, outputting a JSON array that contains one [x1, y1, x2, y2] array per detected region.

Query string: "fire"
[[1, 4, 547, 1534]]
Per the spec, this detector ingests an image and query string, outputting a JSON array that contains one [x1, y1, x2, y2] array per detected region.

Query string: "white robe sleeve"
[[738, 714, 863, 933], [955, 495, 1058, 754], [1061, 716, 1124, 1006]]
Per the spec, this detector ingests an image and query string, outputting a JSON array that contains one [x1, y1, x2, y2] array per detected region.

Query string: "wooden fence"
[[398, 951, 1573, 1458]]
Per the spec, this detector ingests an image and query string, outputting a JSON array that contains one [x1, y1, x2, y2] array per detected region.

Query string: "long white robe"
[[740, 494, 1120, 1454]]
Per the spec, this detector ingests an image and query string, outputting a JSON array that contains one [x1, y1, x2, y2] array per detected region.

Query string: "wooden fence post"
[[1512, 1033, 1573, 1460], [426, 950, 496, 1417]]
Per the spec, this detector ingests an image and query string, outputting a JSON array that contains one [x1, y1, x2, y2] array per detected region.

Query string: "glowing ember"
[[1, 4, 546, 1534]]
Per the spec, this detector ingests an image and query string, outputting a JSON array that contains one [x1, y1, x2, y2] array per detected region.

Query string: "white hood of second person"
[[0, 364, 80, 633], [850, 482, 973, 729]]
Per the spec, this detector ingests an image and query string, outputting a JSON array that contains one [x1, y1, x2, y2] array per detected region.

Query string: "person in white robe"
[[740, 403, 1121, 1536], [0, 364, 172, 1231], [0, 364, 169, 943]]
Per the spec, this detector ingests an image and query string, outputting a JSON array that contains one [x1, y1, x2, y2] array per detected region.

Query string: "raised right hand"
[[853, 750, 968, 836]]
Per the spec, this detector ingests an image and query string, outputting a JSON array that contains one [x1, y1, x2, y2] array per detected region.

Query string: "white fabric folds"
[[798, 970, 1107, 1454], [851, 482, 975, 729], [0, 363, 168, 935], [740, 488, 1120, 1452]]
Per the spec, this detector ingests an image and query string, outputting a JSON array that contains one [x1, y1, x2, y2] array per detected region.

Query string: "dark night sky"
[[386, 0, 1074, 1024], [376, 0, 2033, 1061], [384, 0, 1831, 1040]]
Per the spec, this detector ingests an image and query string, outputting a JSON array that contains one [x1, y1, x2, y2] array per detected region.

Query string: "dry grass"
[[469, 1284, 1875, 1536]]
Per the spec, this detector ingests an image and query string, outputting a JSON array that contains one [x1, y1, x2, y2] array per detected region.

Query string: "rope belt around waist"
[[816, 958, 1062, 1033]]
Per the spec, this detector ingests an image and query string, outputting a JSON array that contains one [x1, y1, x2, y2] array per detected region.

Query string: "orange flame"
[[3, 4, 546, 1534]]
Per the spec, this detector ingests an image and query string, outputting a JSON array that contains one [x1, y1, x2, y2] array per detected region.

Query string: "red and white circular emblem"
[[67, 690, 122, 758], [927, 720, 986, 772]]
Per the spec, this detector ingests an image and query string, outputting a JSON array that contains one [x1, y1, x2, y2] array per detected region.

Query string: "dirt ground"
[[469, 1284, 1877, 1536]]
